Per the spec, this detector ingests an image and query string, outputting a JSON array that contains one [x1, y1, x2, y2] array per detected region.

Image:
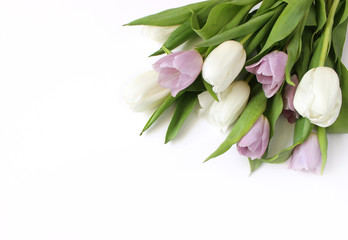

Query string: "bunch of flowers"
[[124, 0, 348, 174]]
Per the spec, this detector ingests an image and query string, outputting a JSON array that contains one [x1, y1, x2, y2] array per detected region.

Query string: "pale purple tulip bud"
[[153, 50, 203, 97], [246, 51, 288, 98], [237, 115, 270, 160], [289, 133, 322, 174], [283, 75, 300, 124]]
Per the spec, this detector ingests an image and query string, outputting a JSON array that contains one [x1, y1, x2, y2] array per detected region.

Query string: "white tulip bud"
[[141, 25, 179, 43], [123, 71, 170, 112], [293, 67, 342, 127], [198, 81, 250, 132], [202, 40, 246, 93]]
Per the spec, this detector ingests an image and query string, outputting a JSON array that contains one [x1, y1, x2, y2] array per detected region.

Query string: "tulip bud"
[[202, 40, 246, 94], [237, 115, 270, 160], [293, 67, 342, 127], [198, 81, 250, 132], [283, 75, 300, 124], [123, 70, 170, 112], [289, 133, 322, 174], [141, 25, 178, 43], [153, 50, 203, 97], [246, 51, 288, 98]]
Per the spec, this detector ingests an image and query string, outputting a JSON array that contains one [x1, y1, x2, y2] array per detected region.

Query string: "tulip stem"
[[245, 74, 254, 83], [317, 126, 328, 175], [239, 33, 253, 46], [318, 0, 339, 67], [161, 46, 172, 55], [326, 0, 333, 12]]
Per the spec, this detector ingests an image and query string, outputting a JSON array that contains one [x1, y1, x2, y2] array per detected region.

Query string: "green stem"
[[327, 0, 333, 12], [161, 46, 172, 55], [239, 33, 253, 46], [318, 0, 339, 66], [317, 126, 328, 175], [245, 74, 254, 83]]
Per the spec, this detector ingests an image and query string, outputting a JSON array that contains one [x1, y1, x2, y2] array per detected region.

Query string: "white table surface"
[[0, 0, 348, 239]]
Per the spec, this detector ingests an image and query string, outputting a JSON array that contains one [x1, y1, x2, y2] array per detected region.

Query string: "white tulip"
[[198, 81, 250, 132], [141, 25, 179, 43], [202, 40, 246, 94], [124, 70, 170, 112], [293, 67, 342, 127]]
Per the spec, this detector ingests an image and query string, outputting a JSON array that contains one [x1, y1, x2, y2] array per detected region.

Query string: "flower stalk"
[[319, 0, 340, 67]]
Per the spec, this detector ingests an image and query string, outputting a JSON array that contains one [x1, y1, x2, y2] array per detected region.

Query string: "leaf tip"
[[203, 155, 213, 163], [149, 49, 164, 57]]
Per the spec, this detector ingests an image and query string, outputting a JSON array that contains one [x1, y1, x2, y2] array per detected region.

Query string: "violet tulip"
[[289, 133, 322, 174], [246, 51, 288, 98], [237, 115, 270, 160], [153, 50, 203, 97], [283, 75, 300, 123]]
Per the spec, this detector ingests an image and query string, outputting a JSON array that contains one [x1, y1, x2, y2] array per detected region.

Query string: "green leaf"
[[332, 18, 348, 60], [244, 9, 282, 56], [260, 118, 313, 164], [205, 4, 253, 55], [314, 0, 326, 33], [140, 94, 180, 135], [204, 89, 267, 162], [203, 81, 219, 102], [294, 28, 313, 79], [229, 0, 261, 5], [165, 92, 198, 143], [192, 3, 242, 40], [337, 0, 348, 25], [196, 9, 276, 47], [125, 1, 210, 26], [306, 3, 317, 26], [151, 1, 220, 56], [317, 127, 328, 174], [264, 93, 283, 139], [332, 2, 348, 60], [285, 7, 309, 86], [141, 75, 205, 135], [260, 0, 313, 54], [327, 62, 348, 133], [249, 159, 263, 174], [255, 0, 283, 16], [185, 76, 206, 92]]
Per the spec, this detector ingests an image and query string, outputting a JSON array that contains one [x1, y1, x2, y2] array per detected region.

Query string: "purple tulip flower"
[[153, 50, 203, 97], [289, 133, 322, 174], [283, 75, 300, 124], [237, 115, 270, 160], [246, 51, 288, 98]]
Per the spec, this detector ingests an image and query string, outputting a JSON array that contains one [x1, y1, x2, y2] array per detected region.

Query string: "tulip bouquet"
[[124, 0, 348, 174]]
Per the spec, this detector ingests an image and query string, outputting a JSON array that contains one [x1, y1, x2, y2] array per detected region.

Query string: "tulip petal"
[[293, 67, 342, 127], [289, 133, 322, 174], [198, 81, 250, 131], [173, 50, 203, 76], [124, 71, 170, 112], [283, 75, 299, 123], [153, 50, 203, 97], [256, 59, 273, 76], [237, 115, 270, 160], [246, 51, 288, 98], [202, 40, 246, 93]]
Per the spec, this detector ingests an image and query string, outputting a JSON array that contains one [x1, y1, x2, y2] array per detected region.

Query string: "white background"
[[0, 0, 348, 239]]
